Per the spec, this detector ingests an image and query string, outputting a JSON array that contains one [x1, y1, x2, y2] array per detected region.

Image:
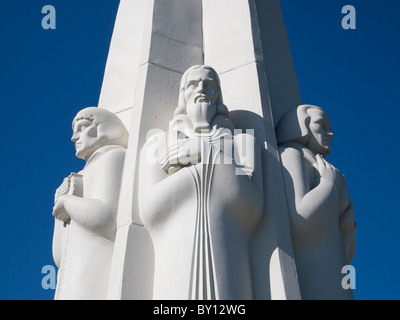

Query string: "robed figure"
[[139, 65, 264, 299], [276, 105, 357, 300], [52, 107, 129, 299]]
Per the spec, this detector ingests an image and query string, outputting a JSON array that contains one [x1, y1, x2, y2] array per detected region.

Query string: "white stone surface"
[[203, 0, 301, 299], [276, 105, 357, 299], [54, 0, 357, 301], [52, 107, 129, 299], [106, 0, 302, 300], [107, 0, 205, 300], [252, 0, 302, 125], [144, 31, 203, 74], [99, 0, 204, 130], [98, 0, 149, 120], [203, 0, 261, 74], [152, 0, 203, 47], [139, 66, 263, 299]]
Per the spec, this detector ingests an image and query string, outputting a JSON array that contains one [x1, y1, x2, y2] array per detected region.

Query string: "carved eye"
[[315, 119, 325, 129], [76, 121, 92, 133], [204, 80, 218, 90], [186, 81, 198, 90]]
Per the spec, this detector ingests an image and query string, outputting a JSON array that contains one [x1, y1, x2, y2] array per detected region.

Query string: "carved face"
[[71, 118, 100, 160], [306, 108, 334, 157], [184, 67, 219, 132]]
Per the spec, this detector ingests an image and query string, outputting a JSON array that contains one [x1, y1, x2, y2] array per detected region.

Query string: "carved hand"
[[176, 138, 201, 165], [52, 195, 71, 224], [316, 154, 341, 190], [160, 137, 201, 174]]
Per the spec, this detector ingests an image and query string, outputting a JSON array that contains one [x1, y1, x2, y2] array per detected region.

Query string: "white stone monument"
[[138, 65, 264, 299], [52, 0, 356, 300], [52, 107, 129, 299], [276, 105, 356, 299]]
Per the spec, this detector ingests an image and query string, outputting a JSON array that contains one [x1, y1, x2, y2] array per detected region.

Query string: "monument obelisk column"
[[99, 0, 205, 299], [202, 0, 301, 300], [98, 0, 302, 300]]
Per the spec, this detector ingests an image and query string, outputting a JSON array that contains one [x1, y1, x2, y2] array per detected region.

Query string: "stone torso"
[[55, 146, 124, 300], [280, 143, 352, 300], [140, 131, 263, 299]]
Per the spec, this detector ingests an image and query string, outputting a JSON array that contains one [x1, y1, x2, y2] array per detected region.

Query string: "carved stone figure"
[[139, 65, 263, 299], [276, 105, 357, 300], [52, 107, 129, 300]]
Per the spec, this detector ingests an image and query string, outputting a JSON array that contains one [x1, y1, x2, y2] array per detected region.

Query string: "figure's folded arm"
[[280, 146, 339, 225], [52, 148, 126, 238], [56, 195, 112, 229]]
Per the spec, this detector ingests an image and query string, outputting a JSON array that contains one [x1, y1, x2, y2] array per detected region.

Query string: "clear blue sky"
[[0, 0, 399, 300]]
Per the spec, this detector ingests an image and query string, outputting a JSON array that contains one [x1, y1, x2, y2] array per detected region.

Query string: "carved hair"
[[275, 104, 325, 145], [72, 107, 129, 148]]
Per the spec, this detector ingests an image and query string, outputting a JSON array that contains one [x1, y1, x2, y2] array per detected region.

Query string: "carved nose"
[[198, 81, 205, 93], [71, 132, 78, 143], [326, 131, 334, 138]]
